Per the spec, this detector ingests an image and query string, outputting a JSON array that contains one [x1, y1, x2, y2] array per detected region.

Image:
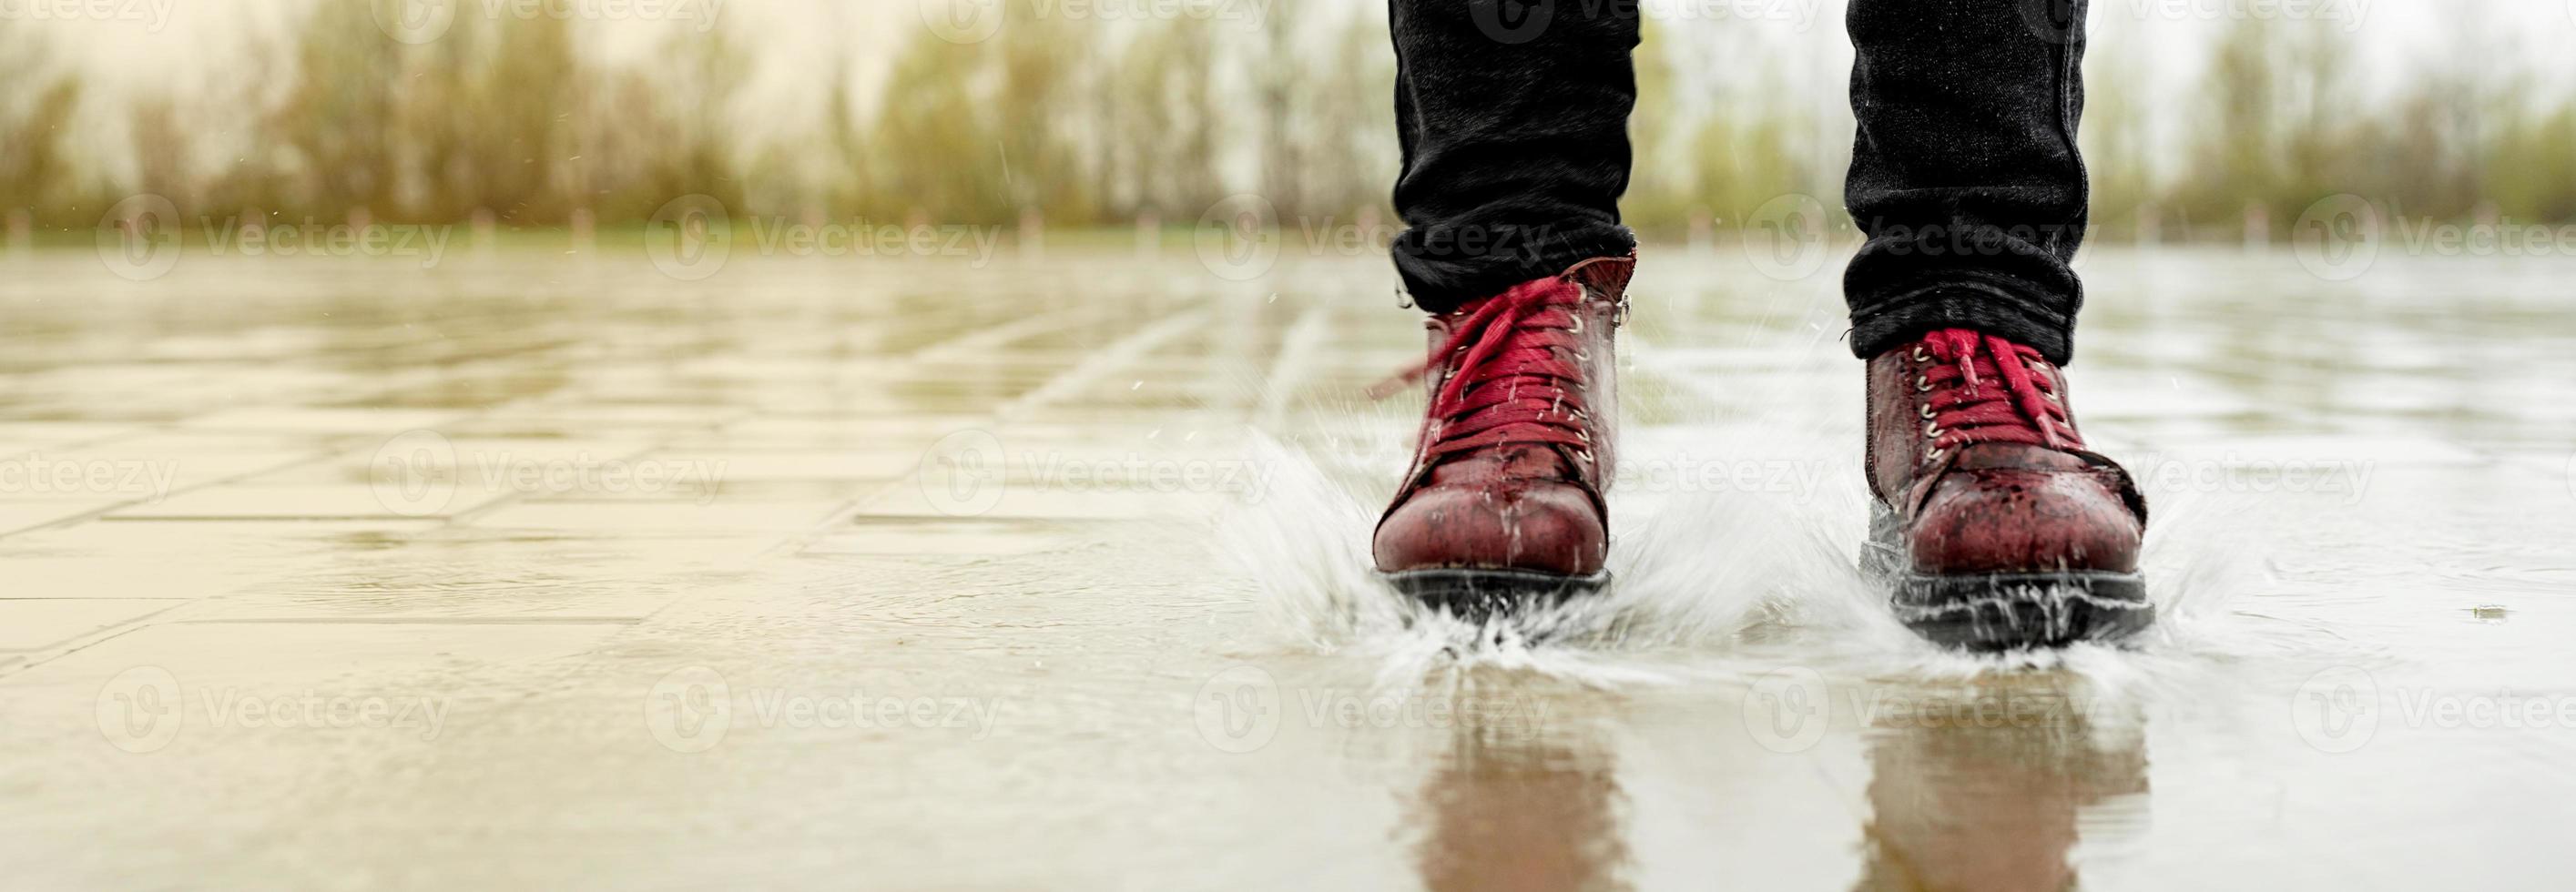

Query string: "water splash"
[[1213, 423, 2315, 696], [1217, 431, 1911, 684]]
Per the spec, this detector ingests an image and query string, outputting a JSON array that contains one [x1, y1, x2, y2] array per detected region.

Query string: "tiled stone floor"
[[1, 247, 2572, 888]]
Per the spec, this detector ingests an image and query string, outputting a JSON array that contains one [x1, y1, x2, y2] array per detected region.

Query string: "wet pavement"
[[1, 244, 2571, 889]]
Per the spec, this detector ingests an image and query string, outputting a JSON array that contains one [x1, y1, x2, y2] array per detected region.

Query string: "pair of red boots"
[[1373, 256, 2151, 650]]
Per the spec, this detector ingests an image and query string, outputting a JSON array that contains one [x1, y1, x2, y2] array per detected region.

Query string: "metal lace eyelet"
[[1576, 429, 1592, 442], [1568, 315, 1583, 334], [1575, 448, 1595, 464], [1910, 346, 1929, 362], [1926, 447, 1946, 461], [1918, 404, 1934, 419], [1573, 349, 1591, 362], [1914, 376, 1932, 392], [1922, 421, 1942, 439]]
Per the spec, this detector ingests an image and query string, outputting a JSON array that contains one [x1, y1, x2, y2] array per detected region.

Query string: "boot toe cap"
[[1908, 468, 2142, 575], [1373, 483, 1606, 576]]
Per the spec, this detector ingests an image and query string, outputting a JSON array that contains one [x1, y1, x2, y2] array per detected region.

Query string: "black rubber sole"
[[1888, 570, 2154, 652], [1381, 568, 1610, 621]]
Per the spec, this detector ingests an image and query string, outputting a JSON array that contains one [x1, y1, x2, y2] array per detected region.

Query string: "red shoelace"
[[1913, 328, 2082, 454], [1375, 278, 1594, 465]]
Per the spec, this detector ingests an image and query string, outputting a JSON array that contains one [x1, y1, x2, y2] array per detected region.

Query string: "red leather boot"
[[1373, 256, 1634, 617], [1862, 329, 2153, 649]]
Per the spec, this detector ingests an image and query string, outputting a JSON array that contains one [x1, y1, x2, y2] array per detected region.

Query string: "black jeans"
[[1388, 0, 2092, 364]]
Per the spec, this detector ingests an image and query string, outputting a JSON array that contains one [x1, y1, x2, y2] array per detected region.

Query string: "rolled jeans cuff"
[[1393, 223, 1637, 314], [1848, 280, 2076, 364]]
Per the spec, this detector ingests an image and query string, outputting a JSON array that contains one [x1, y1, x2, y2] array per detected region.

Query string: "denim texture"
[[1387, 0, 2092, 363]]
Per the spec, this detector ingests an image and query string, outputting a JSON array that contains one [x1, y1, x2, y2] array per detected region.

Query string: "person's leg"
[[1389, 0, 1640, 312], [1373, 0, 1643, 613], [1843, 0, 2088, 364], [1842, 0, 2152, 650]]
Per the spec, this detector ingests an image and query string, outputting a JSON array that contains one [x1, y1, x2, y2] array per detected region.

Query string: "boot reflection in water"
[[1855, 694, 2151, 891], [1409, 726, 1625, 892]]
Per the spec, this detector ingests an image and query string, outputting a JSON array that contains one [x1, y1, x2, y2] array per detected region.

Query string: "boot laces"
[[1374, 278, 1594, 466], [1910, 329, 2081, 458]]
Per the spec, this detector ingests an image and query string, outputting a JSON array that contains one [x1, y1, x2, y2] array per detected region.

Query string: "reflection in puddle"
[[1854, 681, 2149, 891], [1410, 693, 1629, 892]]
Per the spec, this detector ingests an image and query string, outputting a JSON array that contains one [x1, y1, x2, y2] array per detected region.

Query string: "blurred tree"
[[406, 13, 582, 223], [866, 23, 1005, 222], [1102, 18, 1226, 220], [0, 23, 86, 226], [1621, 20, 1688, 230], [2485, 102, 2576, 222], [11, 1, 2565, 238], [266, 0, 405, 220], [1311, 10, 1400, 219], [991, 0, 1097, 223], [2081, 36, 2153, 240], [573, 27, 748, 223]]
